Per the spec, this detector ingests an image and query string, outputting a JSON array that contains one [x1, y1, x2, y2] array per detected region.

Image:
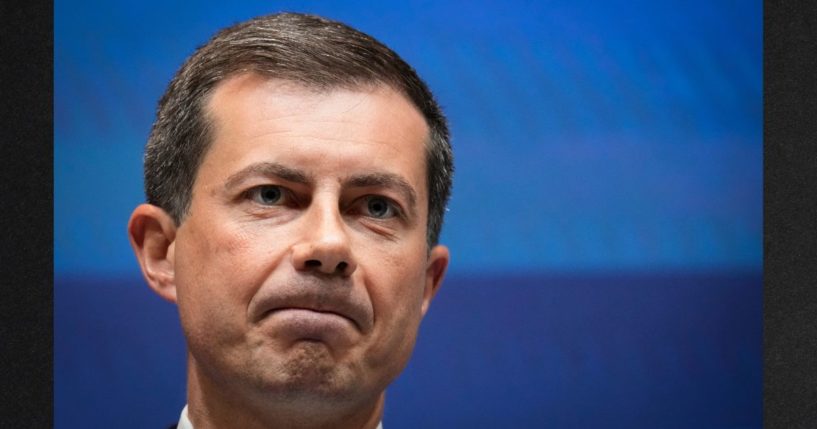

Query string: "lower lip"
[[261, 308, 356, 343]]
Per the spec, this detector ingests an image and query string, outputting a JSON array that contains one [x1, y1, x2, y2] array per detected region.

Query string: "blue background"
[[55, 1, 762, 427]]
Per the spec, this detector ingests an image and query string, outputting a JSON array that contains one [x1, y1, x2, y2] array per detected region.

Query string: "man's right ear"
[[128, 204, 178, 303]]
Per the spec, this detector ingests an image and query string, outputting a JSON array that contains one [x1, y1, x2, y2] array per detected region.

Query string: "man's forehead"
[[203, 73, 429, 144], [197, 73, 430, 192], [205, 73, 404, 115]]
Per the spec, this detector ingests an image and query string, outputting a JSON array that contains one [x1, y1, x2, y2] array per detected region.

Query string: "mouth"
[[264, 307, 359, 329], [260, 307, 361, 344], [249, 281, 372, 334]]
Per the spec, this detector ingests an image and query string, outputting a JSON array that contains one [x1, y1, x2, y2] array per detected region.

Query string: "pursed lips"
[[250, 284, 372, 334], [262, 306, 361, 331]]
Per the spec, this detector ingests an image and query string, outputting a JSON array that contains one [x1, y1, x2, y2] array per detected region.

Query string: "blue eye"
[[249, 185, 284, 205], [366, 197, 395, 219]]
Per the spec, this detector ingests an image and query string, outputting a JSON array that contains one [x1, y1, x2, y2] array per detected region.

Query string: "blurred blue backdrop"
[[55, 1, 762, 428]]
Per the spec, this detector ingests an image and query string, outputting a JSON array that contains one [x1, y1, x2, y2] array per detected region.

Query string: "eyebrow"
[[224, 162, 312, 190]]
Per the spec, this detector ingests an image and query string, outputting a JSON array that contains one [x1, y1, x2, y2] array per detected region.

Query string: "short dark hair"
[[144, 12, 453, 246]]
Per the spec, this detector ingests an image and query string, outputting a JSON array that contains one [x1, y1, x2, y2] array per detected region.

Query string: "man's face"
[[169, 74, 448, 405]]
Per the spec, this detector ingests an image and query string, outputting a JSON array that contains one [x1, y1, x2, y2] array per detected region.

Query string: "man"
[[127, 12, 453, 429]]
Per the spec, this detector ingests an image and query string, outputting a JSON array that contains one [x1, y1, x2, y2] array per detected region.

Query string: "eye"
[[247, 185, 285, 205], [364, 196, 397, 219]]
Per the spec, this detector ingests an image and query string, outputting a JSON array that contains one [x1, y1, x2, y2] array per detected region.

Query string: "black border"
[[0, 0, 53, 426], [0, 0, 815, 426], [764, 0, 817, 427]]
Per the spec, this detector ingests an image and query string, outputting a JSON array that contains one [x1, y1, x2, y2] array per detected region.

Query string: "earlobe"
[[420, 245, 450, 317], [127, 204, 179, 303]]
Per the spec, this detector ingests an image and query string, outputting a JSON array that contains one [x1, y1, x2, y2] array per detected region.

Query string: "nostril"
[[305, 260, 321, 268], [336, 261, 348, 272]]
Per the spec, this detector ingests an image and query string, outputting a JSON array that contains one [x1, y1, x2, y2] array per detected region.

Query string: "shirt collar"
[[177, 405, 194, 429], [177, 405, 383, 429]]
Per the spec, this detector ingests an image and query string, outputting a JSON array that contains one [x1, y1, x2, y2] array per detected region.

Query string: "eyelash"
[[244, 185, 294, 206], [356, 195, 402, 220]]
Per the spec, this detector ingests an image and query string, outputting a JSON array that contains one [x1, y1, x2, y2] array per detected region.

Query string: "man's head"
[[128, 12, 452, 428]]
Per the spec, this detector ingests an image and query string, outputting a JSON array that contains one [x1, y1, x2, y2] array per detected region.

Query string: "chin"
[[257, 342, 365, 404]]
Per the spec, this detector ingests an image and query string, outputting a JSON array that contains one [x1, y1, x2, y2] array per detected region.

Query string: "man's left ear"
[[421, 245, 450, 317]]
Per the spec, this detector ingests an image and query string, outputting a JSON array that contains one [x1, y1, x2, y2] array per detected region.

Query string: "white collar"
[[178, 404, 383, 429], [177, 405, 194, 429]]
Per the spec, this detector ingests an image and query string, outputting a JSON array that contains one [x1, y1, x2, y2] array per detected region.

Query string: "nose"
[[291, 202, 357, 277]]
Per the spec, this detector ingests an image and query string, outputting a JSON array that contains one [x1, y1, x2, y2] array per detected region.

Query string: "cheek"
[[361, 248, 428, 368], [173, 219, 268, 341], [366, 243, 428, 313], [176, 211, 284, 288]]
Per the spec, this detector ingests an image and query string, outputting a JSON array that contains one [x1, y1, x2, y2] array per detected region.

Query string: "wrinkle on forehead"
[[205, 72, 429, 140]]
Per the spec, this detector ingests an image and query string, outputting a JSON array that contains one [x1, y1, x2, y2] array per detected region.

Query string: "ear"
[[420, 245, 450, 317], [127, 204, 179, 303]]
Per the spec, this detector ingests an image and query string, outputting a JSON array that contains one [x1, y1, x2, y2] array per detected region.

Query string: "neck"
[[185, 355, 385, 429]]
